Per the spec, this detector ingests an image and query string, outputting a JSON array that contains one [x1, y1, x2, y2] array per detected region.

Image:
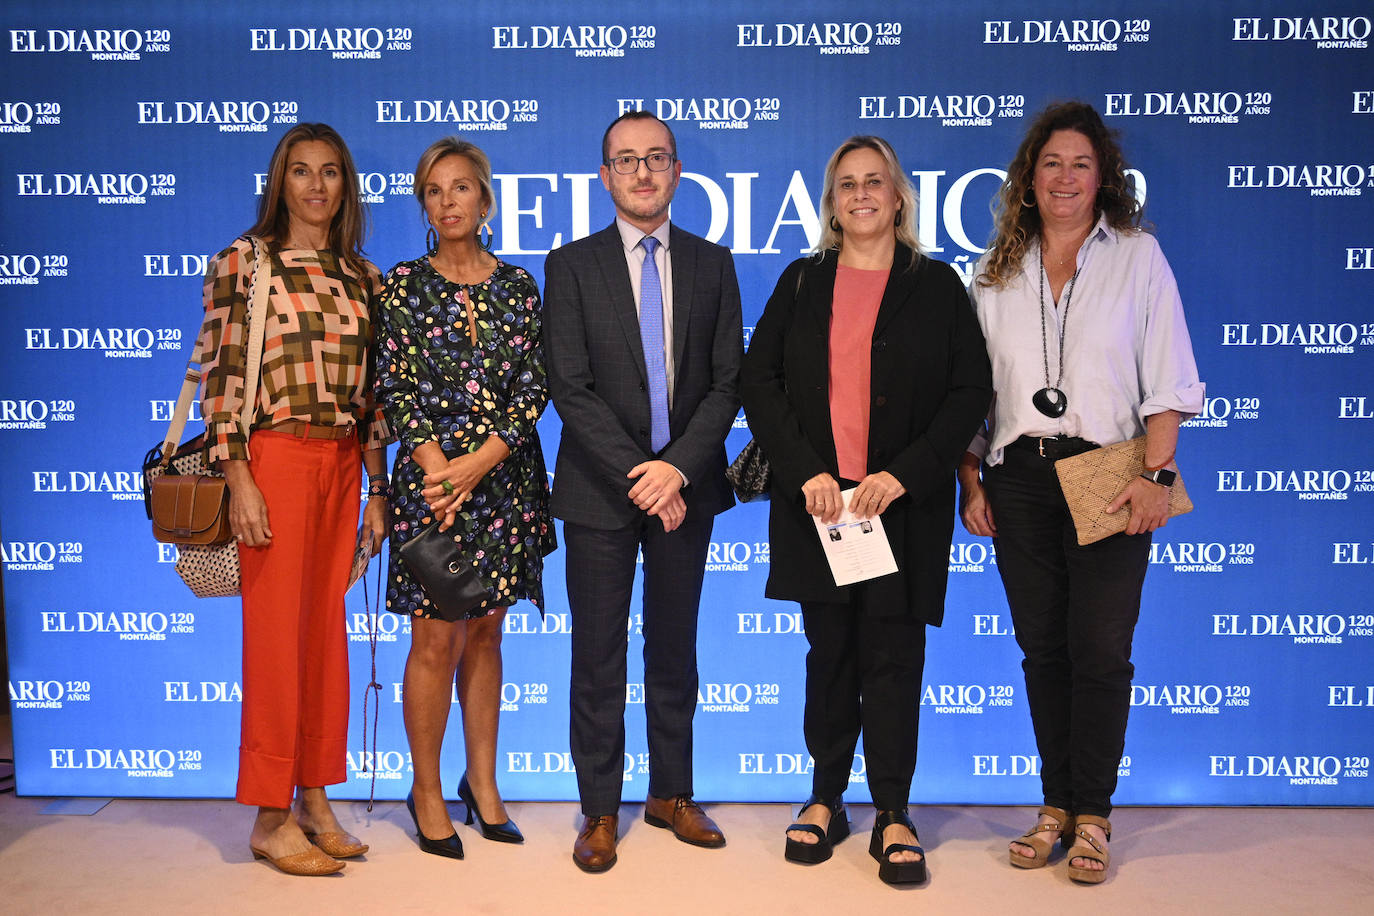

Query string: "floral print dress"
[[375, 257, 555, 620]]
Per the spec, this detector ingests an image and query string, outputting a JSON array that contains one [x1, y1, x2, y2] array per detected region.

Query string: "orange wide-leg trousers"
[[235, 430, 360, 808]]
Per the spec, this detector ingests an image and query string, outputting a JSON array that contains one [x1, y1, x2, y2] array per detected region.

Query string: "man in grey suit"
[[544, 111, 742, 873]]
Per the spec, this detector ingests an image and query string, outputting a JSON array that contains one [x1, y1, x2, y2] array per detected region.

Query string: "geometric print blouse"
[[198, 236, 391, 464]]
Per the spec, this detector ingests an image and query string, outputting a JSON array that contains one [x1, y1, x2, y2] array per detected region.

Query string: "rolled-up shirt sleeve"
[[1137, 240, 1205, 422], [965, 417, 992, 461]]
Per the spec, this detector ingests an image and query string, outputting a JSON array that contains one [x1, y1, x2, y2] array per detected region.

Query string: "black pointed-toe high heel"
[[405, 789, 464, 859], [457, 773, 524, 844], [869, 808, 926, 885], [783, 794, 850, 864]]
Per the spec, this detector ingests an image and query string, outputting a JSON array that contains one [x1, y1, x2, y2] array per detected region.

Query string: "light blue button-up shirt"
[[968, 217, 1206, 466]]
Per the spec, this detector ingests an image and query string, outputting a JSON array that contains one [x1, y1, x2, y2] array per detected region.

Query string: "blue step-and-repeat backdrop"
[[2, 1, 1371, 804]]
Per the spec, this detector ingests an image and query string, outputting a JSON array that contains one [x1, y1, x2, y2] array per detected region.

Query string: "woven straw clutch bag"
[[1053, 436, 1193, 545]]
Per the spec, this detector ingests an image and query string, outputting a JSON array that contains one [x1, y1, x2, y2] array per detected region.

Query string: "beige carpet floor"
[[1, 714, 1370, 914]]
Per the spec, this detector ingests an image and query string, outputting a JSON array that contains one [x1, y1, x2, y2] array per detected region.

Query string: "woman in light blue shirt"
[[958, 101, 1203, 885]]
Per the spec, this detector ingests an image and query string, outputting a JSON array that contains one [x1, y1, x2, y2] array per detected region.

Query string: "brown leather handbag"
[[142, 237, 270, 596], [148, 436, 233, 544]]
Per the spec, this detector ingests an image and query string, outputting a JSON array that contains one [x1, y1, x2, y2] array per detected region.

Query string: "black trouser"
[[565, 513, 714, 816], [800, 587, 928, 811], [984, 439, 1151, 818]]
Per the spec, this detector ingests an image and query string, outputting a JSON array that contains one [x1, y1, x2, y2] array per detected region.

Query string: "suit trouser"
[[800, 591, 928, 811], [984, 445, 1151, 818], [564, 512, 713, 816], [236, 430, 360, 808]]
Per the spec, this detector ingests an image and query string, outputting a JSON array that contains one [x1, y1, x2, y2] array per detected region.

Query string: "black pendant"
[[1033, 387, 1067, 418]]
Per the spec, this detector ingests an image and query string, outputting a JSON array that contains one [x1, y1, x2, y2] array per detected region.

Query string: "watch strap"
[[1141, 468, 1177, 487]]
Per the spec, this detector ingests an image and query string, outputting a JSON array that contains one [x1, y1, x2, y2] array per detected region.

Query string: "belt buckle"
[[1038, 437, 1048, 459]]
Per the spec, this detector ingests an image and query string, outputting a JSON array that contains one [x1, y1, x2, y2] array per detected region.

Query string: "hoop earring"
[[425, 225, 438, 254], [828, 216, 841, 233], [1021, 188, 1037, 209], [478, 220, 493, 252]]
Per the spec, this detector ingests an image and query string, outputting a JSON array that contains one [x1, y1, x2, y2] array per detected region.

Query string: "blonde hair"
[[247, 123, 369, 277], [814, 135, 921, 260], [413, 137, 497, 235]]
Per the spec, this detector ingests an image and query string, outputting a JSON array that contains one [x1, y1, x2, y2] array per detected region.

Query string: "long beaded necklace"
[[1032, 246, 1082, 419]]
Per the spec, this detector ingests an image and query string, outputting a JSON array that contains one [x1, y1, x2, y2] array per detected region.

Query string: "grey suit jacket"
[[544, 222, 742, 529]]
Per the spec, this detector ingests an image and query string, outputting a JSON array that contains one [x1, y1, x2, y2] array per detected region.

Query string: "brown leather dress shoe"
[[644, 794, 726, 848], [573, 814, 619, 872]]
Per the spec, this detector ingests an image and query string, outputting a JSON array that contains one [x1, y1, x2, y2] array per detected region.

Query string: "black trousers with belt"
[[983, 438, 1152, 818], [800, 585, 928, 811]]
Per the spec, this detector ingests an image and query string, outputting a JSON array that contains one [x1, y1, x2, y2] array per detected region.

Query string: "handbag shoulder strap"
[[237, 236, 271, 442], [157, 236, 271, 465]]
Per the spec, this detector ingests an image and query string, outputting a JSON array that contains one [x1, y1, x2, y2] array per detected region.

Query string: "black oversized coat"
[[739, 245, 992, 625]]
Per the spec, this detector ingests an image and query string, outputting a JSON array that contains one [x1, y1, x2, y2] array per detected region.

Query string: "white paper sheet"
[[812, 487, 899, 586]]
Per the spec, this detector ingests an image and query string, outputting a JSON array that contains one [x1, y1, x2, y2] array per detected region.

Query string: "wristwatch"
[[1140, 468, 1177, 487]]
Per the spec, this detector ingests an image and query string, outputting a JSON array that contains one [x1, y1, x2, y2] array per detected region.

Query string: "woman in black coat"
[[740, 136, 991, 886]]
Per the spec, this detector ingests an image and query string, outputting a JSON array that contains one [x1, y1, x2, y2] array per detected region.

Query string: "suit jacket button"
[[639, 427, 648, 436], [873, 340, 887, 351], [874, 395, 887, 407]]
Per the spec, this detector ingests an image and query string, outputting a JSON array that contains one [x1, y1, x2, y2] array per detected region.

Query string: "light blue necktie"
[[638, 236, 670, 452]]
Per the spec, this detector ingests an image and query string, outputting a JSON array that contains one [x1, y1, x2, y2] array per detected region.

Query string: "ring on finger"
[[441, 480, 455, 495]]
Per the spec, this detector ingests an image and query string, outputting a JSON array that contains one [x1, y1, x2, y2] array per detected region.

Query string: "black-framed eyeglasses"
[[604, 152, 676, 175]]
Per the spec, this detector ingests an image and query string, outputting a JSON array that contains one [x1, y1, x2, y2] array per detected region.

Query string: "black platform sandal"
[[869, 808, 926, 885], [783, 794, 850, 864]]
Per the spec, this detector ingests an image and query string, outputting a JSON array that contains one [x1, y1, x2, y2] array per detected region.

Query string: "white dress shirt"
[[968, 217, 1205, 466]]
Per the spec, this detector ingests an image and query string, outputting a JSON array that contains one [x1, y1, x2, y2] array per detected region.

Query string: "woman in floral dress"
[[375, 138, 555, 858]]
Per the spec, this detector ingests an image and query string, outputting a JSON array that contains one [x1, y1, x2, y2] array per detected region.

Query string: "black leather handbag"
[[397, 523, 492, 621]]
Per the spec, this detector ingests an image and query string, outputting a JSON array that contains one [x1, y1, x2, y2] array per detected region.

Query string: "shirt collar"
[[1089, 213, 1118, 245], [616, 216, 670, 253], [1025, 214, 1118, 275]]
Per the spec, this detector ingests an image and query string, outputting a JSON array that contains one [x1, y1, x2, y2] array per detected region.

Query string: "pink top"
[[829, 265, 888, 481]]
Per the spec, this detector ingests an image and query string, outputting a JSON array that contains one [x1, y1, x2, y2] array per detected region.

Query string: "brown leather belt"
[[257, 419, 356, 441]]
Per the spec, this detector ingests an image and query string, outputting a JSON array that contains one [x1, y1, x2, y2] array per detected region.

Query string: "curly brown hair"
[[977, 101, 1142, 289]]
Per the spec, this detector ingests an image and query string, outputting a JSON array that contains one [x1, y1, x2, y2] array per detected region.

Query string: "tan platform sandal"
[[1009, 805, 1074, 869], [1066, 814, 1112, 884]]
